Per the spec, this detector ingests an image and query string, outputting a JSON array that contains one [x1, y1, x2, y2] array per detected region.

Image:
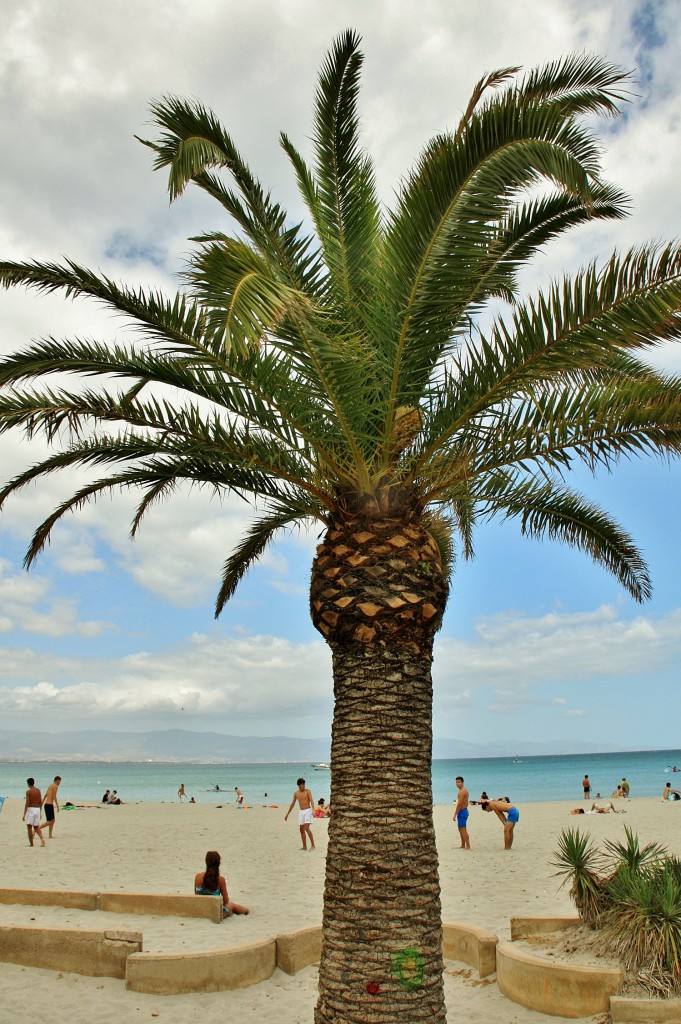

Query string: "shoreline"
[[1, 796, 678, 1022]]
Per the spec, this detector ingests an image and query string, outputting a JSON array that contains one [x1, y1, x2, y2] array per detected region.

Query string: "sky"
[[0, 0, 680, 754]]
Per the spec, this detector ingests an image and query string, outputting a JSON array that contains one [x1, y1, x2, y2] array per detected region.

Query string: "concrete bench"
[[0, 924, 142, 978], [0, 886, 222, 923], [125, 938, 277, 994]]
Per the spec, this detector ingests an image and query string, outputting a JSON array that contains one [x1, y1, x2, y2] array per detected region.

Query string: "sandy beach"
[[1, 795, 678, 1022]]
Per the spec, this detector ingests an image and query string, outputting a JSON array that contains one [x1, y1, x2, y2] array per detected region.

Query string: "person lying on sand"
[[194, 850, 249, 917], [571, 802, 619, 814]]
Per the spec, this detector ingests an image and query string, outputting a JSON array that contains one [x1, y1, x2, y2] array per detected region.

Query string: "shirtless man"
[[234, 787, 244, 806], [41, 776, 61, 838], [285, 778, 315, 850], [178, 783, 186, 801], [453, 776, 470, 849], [663, 783, 681, 801], [482, 798, 519, 849], [23, 778, 46, 847]]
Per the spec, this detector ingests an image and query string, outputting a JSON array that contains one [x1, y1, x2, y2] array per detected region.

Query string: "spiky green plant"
[[555, 827, 681, 994], [553, 827, 609, 926], [604, 823, 668, 876], [602, 859, 681, 994]]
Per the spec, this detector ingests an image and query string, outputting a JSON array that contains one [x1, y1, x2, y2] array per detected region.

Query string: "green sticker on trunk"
[[392, 947, 424, 989]]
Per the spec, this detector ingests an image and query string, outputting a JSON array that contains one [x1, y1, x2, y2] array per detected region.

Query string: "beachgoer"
[[582, 775, 591, 800], [178, 784, 186, 801], [590, 802, 618, 814], [194, 850, 249, 917], [109, 790, 122, 805], [453, 776, 470, 849], [612, 785, 623, 798], [285, 778, 315, 850], [102, 789, 110, 804], [620, 777, 629, 798], [41, 776, 61, 838], [314, 797, 330, 818], [189, 796, 196, 804], [663, 783, 681, 801], [23, 778, 46, 847], [481, 798, 519, 849], [234, 787, 244, 806]]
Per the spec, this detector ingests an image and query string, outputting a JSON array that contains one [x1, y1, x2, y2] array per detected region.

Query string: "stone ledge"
[[496, 940, 623, 1019], [125, 939, 277, 994], [510, 915, 581, 940], [0, 886, 222, 922], [0, 887, 97, 910], [0, 924, 142, 978], [276, 925, 322, 975], [610, 996, 681, 1023], [442, 922, 498, 978]]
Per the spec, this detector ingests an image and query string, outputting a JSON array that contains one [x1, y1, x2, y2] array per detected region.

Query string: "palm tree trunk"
[[315, 641, 445, 1024], [310, 507, 448, 1023]]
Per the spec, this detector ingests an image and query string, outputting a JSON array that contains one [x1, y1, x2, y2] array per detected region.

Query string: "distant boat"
[[312, 763, 331, 770]]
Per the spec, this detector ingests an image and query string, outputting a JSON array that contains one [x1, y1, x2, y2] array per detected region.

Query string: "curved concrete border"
[[0, 887, 222, 923], [443, 922, 498, 978], [126, 939, 277, 994], [610, 996, 681, 1023], [496, 940, 623, 1019], [510, 915, 580, 940], [0, 924, 142, 978], [277, 925, 322, 975]]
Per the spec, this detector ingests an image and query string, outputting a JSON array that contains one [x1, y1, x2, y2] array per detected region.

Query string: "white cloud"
[[0, 558, 105, 637], [434, 605, 681, 691], [0, 630, 332, 726]]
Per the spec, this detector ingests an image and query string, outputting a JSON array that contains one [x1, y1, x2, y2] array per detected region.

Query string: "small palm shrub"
[[553, 827, 609, 927], [554, 827, 681, 995]]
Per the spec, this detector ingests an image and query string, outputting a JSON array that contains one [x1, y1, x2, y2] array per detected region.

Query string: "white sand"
[[0, 795, 678, 1022]]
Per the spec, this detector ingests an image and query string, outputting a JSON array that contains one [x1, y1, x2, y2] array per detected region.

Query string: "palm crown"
[[2, 29, 681, 615]]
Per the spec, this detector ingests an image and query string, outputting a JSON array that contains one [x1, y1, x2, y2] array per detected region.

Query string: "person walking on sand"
[[285, 778, 315, 850], [481, 798, 519, 849], [23, 778, 46, 847], [178, 783, 186, 801], [41, 776, 61, 838], [582, 774, 591, 800], [453, 776, 470, 849]]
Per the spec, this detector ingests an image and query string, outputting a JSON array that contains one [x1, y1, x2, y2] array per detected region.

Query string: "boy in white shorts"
[[284, 778, 316, 850], [23, 778, 46, 847]]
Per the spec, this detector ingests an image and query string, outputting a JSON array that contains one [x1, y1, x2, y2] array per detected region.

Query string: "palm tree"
[[2, 30, 681, 1023]]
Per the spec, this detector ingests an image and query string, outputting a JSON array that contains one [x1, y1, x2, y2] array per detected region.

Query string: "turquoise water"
[[1, 748, 678, 806]]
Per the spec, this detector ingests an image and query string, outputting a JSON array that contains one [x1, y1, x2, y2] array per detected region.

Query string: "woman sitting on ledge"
[[194, 849, 249, 917]]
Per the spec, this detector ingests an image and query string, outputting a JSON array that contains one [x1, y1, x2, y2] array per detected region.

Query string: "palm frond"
[[215, 504, 317, 616], [310, 29, 381, 330]]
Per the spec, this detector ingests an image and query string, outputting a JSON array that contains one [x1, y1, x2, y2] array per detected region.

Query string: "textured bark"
[[311, 507, 448, 1024]]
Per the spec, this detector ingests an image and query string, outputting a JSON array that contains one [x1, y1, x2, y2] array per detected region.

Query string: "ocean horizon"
[[1, 747, 678, 807]]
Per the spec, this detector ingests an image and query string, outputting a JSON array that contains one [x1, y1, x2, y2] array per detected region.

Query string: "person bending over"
[[194, 850, 249, 917], [481, 798, 519, 849]]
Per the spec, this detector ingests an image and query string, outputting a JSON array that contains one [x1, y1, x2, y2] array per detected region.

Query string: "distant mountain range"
[[0, 727, 624, 763]]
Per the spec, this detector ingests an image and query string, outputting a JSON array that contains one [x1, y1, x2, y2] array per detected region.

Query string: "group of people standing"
[[453, 776, 519, 850], [582, 774, 630, 800], [22, 776, 61, 846]]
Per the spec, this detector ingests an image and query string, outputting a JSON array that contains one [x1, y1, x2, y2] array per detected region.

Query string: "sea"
[[1, 748, 679, 807]]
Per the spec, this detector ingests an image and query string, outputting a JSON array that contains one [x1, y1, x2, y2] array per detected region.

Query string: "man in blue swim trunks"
[[453, 776, 470, 849], [482, 798, 519, 849]]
